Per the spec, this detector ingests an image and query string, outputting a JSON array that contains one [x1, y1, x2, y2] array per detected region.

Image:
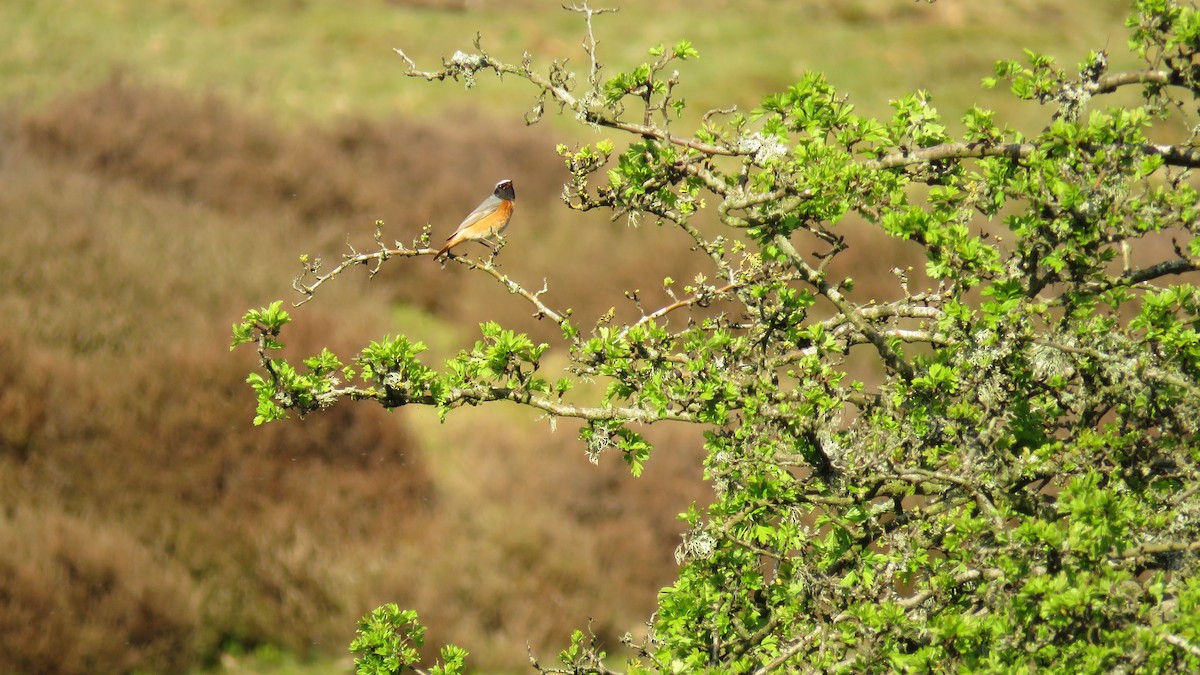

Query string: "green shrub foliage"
[[236, 1, 1200, 671]]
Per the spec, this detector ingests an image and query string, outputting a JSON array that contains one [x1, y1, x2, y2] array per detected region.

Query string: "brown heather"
[[0, 80, 719, 673]]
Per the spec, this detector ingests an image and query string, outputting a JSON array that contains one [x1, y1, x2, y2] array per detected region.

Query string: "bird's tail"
[[434, 233, 459, 261]]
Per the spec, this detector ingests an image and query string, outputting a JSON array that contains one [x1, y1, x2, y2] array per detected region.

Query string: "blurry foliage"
[[237, 1, 1200, 672], [0, 507, 198, 675]]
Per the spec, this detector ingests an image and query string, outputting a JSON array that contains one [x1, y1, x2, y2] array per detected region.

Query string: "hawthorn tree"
[[233, 1, 1200, 671]]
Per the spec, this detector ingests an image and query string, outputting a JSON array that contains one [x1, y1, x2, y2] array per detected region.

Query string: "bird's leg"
[[485, 236, 507, 266]]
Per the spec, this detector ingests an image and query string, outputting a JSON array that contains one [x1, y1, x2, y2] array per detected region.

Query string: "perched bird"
[[434, 179, 516, 261]]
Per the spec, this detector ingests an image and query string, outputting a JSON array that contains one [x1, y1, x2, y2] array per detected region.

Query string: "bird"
[[434, 179, 516, 261]]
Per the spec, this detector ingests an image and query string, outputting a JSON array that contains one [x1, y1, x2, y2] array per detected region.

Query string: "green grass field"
[[1, 0, 1131, 126]]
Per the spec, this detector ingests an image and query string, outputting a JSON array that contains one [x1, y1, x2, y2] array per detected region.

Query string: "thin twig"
[[563, 2, 617, 92]]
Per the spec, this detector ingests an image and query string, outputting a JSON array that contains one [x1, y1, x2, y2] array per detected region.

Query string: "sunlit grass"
[[2, 0, 1133, 132], [195, 644, 351, 675]]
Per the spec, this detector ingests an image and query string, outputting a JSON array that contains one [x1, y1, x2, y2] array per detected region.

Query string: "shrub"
[[240, 1, 1200, 671], [0, 508, 198, 675]]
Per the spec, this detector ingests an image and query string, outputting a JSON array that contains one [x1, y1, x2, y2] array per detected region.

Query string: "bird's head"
[[494, 179, 516, 201]]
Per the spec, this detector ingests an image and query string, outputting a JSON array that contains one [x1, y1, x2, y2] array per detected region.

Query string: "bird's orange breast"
[[473, 199, 513, 236]]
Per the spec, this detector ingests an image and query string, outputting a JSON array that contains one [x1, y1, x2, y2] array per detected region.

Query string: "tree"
[[233, 1, 1200, 671]]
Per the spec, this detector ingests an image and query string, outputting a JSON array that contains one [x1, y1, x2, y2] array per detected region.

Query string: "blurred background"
[[0, 1, 1131, 673]]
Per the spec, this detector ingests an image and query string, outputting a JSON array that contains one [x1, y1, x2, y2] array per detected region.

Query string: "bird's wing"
[[451, 195, 500, 236]]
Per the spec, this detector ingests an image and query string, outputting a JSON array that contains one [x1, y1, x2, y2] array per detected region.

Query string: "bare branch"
[[562, 2, 618, 93], [445, 253, 569, 325], [292, 234, 569, 324], [393, 47, 740, 158], [293, 244, 426, 307]]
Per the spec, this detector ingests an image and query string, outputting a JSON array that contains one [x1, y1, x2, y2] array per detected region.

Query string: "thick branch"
[[1095, 68, 1176, 93], [1164, 632, 1200, 659], [772, 234, 916, 381], [898, 568, 1005, 609], [344, 383, 699, 424], [870, 139, 1200, 171]]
